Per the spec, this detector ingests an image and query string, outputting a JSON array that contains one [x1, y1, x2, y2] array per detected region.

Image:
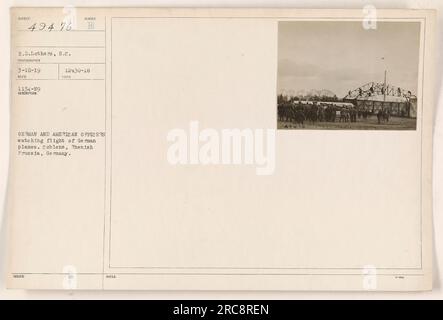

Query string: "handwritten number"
[[28, 22, 72, 31], [28, 23, 36, 31], [60, 21, 72, 31]]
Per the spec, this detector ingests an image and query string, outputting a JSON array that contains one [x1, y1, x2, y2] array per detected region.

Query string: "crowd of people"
[[278, 101, 379, 127]]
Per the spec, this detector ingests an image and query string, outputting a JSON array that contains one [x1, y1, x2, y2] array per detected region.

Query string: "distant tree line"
[[278, 94, 340, 104]]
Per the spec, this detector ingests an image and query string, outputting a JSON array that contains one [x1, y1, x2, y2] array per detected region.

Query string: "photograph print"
[[277, 21, 421, 130]]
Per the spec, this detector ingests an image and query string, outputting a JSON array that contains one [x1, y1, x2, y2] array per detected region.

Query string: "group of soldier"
[[277, 102, 372, 126]]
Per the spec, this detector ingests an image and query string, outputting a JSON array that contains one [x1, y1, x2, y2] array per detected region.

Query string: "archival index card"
[[7, 7, 436, 290]]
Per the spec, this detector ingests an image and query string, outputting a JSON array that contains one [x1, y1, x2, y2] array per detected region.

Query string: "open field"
[[278, 116, 417, 130]]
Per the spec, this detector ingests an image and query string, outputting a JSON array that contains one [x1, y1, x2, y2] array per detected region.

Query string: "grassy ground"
[[277, 116, 417, 130]]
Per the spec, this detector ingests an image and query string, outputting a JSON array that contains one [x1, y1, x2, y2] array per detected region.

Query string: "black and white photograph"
[[277, 21, 421, 130]]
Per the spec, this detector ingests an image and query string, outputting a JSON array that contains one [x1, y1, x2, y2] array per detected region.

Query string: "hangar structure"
[[343, 81, 417, 118]]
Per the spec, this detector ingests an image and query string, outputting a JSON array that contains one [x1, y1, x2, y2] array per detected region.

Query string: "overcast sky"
[[277, 21, 421, 98]]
